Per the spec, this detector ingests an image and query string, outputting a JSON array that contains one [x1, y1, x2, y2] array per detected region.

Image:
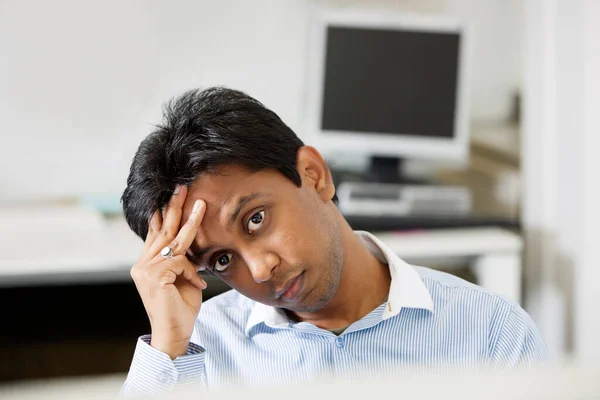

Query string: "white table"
[[0, 205, 523, 304], [1, 363, 599, 400], [0, 205, 142, 287]]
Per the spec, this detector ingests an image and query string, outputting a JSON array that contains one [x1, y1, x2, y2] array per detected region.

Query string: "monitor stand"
[[366, 155, 428, 185]]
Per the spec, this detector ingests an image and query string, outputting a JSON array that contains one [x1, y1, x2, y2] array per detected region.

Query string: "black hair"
[[121, 86, 318, 240]]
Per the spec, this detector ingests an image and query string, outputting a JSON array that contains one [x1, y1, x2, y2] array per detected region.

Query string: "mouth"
[[275, 271, 305, 302]]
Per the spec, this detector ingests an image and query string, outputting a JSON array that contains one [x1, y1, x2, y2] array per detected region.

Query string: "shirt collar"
[[244, 231, 434, 336]]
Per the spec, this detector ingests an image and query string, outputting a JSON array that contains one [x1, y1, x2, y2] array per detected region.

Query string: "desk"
[[1, 363, 598, 400], [0, 216, 141, 287], [0, 210, 523, 304]]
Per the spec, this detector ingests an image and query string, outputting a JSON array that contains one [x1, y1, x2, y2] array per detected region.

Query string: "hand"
[[129, 185, 207, 359]]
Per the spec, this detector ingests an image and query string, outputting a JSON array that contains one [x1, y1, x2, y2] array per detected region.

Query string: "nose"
[[244, 248, 279, 283]]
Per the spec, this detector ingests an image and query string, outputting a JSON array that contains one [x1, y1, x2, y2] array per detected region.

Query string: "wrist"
[[150, 335, 190, 360]]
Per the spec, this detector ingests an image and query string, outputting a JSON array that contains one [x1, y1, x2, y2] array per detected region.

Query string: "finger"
[[142, 210, 162, 255], [148, 184, 188, 256], [165, 199, 206, 256], [162, 184, 187, 235], [157, 255, 208, 290]]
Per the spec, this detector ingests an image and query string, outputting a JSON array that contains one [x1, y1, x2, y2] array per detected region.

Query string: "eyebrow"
[[188, 246, 213, 261], [228, 192, 264, 228], [190, 192, 265, 261]]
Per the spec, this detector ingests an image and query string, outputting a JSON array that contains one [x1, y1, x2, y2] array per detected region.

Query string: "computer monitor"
[[304, 8, 471, 183]]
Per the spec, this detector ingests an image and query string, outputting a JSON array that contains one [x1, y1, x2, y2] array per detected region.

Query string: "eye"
[[213, 252, 233, 272], [247, 210, 265, 234]]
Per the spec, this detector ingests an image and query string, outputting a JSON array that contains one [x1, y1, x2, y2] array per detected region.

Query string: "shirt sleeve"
[[119, 335, 207, 397], [489, 304, 555, 369]]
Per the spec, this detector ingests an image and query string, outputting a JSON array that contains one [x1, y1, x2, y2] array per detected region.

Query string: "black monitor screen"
[[321, 26, 460, 139]]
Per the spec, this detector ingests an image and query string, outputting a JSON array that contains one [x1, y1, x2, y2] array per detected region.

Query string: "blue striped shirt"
[[120, 231, 552, 396]]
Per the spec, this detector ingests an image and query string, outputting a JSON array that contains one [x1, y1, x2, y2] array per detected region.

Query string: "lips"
[[275, 272, 304, 301]]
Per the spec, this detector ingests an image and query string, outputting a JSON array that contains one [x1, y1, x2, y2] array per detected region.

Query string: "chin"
[[292, 264, 341, 313], [289, 287, 337, 313]]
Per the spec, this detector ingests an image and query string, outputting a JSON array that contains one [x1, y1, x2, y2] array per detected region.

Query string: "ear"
[[296, 146, 336, 202]]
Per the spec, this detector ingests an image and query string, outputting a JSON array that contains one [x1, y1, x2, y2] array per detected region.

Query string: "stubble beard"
[[288, 233, 344, 313]]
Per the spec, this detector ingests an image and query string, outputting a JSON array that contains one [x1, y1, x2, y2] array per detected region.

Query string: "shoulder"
[[415, 265, 549, 348], [415, 264, 513, 301], [414, 266, 552, 364], [414, 265, 519, 323]]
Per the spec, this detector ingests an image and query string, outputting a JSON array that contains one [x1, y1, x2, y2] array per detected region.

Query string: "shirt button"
[[336, 337, 344, 348], [159, 372, 173, 384]]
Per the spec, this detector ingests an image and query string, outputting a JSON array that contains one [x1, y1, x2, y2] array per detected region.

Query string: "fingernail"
[[192, 199, 202, 214], [173, 185, 182, 195]]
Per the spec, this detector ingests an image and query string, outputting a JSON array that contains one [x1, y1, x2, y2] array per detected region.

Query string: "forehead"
[[180, 165, 291, 222]]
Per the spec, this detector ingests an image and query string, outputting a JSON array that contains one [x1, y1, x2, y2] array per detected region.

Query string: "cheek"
[[269, 210, 317, 264], [292, 203, 331, 250], [225, 272, 272, 300]]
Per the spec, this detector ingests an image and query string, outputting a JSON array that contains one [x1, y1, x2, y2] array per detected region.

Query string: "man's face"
[[180, 157, 343, 313]]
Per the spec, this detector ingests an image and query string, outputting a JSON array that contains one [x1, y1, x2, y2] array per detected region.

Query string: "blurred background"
[[1, 0, 599, 397]]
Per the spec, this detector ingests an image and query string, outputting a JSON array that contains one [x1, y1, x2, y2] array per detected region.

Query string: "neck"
[[288, 216, 391, 330]]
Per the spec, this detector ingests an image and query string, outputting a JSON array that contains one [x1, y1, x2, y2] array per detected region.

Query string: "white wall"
[[0, 0, 523, 203], [522, 0, 600, 362], [577, 0, 600, 365], [0, 0, 308, 202]]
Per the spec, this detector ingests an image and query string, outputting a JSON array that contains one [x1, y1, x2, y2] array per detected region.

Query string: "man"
[[119, 87, 552, 396]]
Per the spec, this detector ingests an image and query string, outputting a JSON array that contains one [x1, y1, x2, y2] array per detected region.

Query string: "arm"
[[119, 336, 207, 396], [120, 186, 210, 396]]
